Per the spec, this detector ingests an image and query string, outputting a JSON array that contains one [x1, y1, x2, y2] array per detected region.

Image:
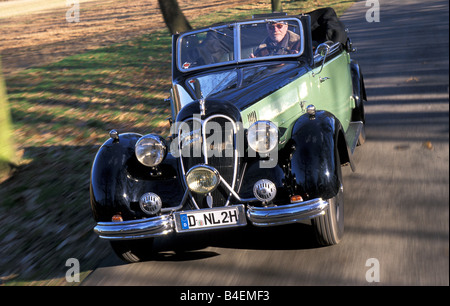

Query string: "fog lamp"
[[253, 179, 277, 202], [139, 192, 162, 215], [186, 165, 220, 194]]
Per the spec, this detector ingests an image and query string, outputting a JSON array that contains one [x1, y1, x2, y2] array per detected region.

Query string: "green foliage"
[[0, 58, 16, 177]]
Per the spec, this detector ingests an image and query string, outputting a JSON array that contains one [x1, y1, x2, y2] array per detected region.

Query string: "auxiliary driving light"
[[253, 179, 277, 203], [139, 192, 162, 215], [186, 165, 220, 194]]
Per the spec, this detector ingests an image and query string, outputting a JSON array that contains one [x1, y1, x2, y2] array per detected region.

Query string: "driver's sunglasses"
[[267, 23, 286, 30]]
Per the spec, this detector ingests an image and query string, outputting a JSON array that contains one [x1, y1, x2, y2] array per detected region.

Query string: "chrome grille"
[[179, 115, 239, 208]]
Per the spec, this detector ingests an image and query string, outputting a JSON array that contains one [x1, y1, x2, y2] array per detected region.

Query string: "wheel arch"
[[288, 111, 350, 200]]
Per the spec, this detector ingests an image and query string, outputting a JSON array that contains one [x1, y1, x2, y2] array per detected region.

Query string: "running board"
[[346, 121, 364, 154]]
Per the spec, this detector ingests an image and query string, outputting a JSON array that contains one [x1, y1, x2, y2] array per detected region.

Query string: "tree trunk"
[[0, 57, 16, 178], [271, 0, 282, 12], [157, 0, 192, 35]]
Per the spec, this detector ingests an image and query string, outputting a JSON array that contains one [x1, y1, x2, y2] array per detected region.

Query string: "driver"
[[251, 21, 300, 58]]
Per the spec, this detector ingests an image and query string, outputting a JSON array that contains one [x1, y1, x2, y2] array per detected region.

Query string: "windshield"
[[177, 18, 303, 71]]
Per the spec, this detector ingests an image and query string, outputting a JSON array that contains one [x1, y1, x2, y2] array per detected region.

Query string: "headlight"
[[135, 134, 167, 167], [247, 120, 278, 153], [186, 165, 220, 194]]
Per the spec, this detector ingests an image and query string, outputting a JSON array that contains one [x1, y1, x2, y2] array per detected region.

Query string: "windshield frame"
[[176, 17, 304, 72]]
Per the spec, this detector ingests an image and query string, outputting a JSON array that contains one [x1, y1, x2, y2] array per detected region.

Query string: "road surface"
[[82, 0, 449, 287]]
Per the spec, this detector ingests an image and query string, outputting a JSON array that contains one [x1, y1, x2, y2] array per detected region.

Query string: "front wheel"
[[312, 154, 344, 246], [110, 238, 154, 263]]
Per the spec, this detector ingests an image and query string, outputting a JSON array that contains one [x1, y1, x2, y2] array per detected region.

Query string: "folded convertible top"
[[308, 7, 347, 45]]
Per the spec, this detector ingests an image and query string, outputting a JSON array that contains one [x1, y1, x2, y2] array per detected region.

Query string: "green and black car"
[[90, 8, 367, 263]]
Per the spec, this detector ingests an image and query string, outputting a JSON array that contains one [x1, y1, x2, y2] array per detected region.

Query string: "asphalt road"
[[82, 0, 449, 287]]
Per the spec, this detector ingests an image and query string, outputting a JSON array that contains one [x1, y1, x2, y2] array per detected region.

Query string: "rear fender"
[[350, 60, 366, 123]]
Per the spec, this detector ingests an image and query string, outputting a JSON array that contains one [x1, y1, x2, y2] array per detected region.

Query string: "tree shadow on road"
[[136, 223, 320, 263], [96, 222, 320, 266]]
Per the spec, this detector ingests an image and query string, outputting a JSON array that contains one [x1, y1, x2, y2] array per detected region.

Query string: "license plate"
[[174, 205, 247, 233]]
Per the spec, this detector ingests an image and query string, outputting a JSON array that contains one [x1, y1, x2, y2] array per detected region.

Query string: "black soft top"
[[308, 7, 347, 45]]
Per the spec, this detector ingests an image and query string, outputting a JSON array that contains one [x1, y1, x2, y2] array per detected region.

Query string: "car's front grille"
[[179, 115, 239, 208]]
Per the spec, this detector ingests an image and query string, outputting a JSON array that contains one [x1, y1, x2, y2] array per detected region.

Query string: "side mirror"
[[346, 37, 356, 53], [313, 43, 330, 77], [314, 43, 330, 57]]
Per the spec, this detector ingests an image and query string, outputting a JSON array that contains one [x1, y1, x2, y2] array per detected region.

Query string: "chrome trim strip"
[[234, 23, 241, 62], [247, 198, 329, 226]]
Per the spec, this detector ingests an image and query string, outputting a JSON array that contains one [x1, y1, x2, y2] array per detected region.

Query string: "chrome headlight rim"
[[185, 165, 220, 194], [135, 134, 167, 167], [247, 120, 279, 154]]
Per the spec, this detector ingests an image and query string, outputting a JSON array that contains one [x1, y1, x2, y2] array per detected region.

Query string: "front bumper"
[[93, 198, 329, 240]]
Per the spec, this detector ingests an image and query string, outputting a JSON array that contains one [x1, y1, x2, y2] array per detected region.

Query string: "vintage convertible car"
[[90, 8, 366, 262]]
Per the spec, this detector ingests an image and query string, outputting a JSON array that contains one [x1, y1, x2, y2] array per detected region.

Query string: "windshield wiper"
[[208, 27, 233, 39]]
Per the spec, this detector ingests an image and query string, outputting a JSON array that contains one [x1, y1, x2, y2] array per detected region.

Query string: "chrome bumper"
[[93, 198, 329, 240], [94, 215, 174, 240], [247, 198, 329, 226]]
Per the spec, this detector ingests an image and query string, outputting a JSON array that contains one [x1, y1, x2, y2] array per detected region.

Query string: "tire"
[[110, 238, 154, 263], [312, 152, 344, 246]]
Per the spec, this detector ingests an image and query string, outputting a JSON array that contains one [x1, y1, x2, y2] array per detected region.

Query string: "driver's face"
[[267, 22, 288, 43]]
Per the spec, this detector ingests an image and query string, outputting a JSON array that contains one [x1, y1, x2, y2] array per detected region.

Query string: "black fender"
[[288, 111, 349, 200], [89, 133, 184, 222], [350, 60, 366, 123]]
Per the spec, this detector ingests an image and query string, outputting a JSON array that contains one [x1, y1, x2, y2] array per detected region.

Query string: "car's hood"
[[185, 61, 309, 111]]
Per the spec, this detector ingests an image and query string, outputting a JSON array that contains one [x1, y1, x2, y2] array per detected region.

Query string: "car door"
[[310, 44, 354, 132]]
